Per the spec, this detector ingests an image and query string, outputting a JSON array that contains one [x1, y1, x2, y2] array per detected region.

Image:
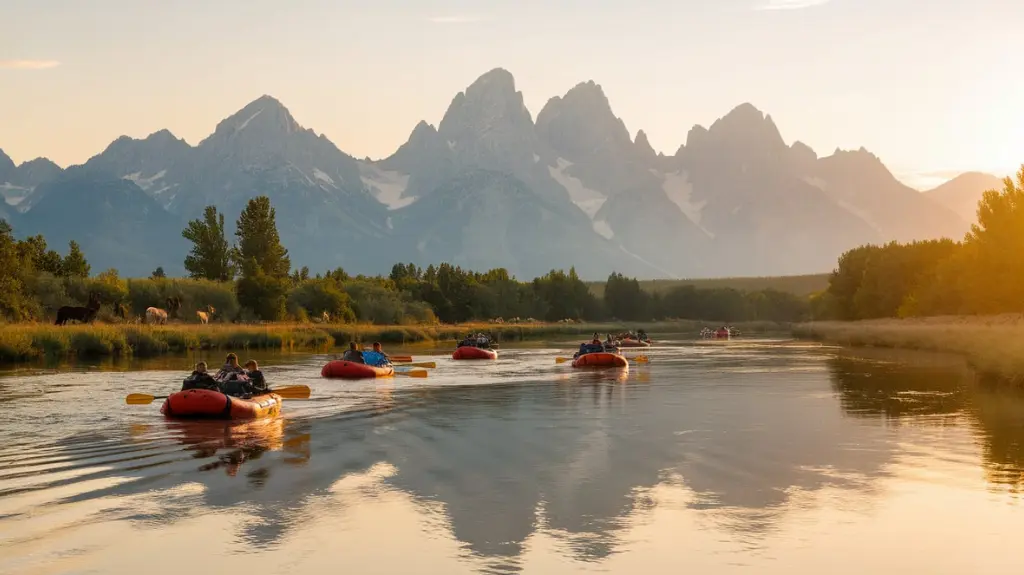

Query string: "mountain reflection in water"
[[0, 341, 1022, 573]]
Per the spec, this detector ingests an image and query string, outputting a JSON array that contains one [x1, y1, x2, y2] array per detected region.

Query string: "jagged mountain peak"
[[0, 148, 15, 175], [708, 102, 785, 148], [635, 130, 656, 158], [821, 146, 895, 180], [202, 94, 303, 146], [464, 68, 517, 99]]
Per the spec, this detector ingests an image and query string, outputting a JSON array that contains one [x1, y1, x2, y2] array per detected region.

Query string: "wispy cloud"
[[427, 15, 487, 24], [0, 59, 61, 70], [754, 0, 832, 10]]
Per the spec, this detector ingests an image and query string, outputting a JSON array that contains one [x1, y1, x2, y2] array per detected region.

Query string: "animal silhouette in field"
[[54, 294, 102, 325], [196, 305, 215, 324], [146, 296, 183, 325]]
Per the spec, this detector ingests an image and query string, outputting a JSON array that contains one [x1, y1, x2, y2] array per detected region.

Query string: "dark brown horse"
[[166, 296, 182, 319], [55, 294, 102, 326]]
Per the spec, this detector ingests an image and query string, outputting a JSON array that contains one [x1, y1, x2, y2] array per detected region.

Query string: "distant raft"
[[320, 360, 395, 379], [452, 346, 498, 360], [616, 338, 651, 348], [571, 352, 629, 369], [160, 388, 283, 420]]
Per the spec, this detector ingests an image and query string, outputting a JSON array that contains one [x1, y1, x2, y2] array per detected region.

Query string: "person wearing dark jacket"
[[243, 360, 269, 395], [181, 362, 219, 391], [342, 342, 364, 363], [216, 353, 247, 381]]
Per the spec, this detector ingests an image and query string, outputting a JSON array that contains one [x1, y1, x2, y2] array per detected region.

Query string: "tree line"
[[817, 167, 1024, 320], [0, 196, 814, 324]]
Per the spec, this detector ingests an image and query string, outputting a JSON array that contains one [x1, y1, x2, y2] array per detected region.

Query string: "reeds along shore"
[[793, 315, 1024, 388], [0, 319, 787, 364]]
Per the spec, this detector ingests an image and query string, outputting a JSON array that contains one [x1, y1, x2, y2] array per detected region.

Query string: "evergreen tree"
[[61, 240, 90, 278], [233, 196, 290, 278], [183, 205, 235, 281]]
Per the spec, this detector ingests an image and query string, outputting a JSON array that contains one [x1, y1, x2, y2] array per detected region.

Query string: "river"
[[1, 337, 1022, 573]]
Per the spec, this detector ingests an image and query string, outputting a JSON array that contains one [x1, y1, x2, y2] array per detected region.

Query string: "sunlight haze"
[[2, 0, 1022, 188]]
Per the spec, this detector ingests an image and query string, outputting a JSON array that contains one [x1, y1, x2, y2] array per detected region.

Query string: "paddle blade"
[[271, 385, 311, 399], [555, 357, 571, 364], [632, 356, 650, 363], [395, 369, 428, 378], [125, 393, 158, 405], [403, 361, 436, 369]]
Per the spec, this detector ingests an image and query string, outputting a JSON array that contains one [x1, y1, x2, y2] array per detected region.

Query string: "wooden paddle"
[[125, 385, 312, 405], [555, 355, 649, 364], [393, 368, 428, 378], [387, 355, 414, 363]]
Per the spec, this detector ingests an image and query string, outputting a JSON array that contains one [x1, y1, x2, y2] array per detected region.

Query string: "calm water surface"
[[1, 338, 1022, 573]]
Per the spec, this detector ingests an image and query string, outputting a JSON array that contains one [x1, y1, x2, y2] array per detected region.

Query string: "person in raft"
[[575, 334, 607, 358], [372, 342, 390, 362], [475, 333, 491, 347], [215, 353, 247, 381], [342, 342, 364, 363], [181, 361, 219, 391], [242, 360, 269, 394]]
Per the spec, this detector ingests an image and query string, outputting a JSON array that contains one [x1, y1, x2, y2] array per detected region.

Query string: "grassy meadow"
[[0, 319, 789, 365], [586, 274, 829, 298], [794, 315, 1024, 388]]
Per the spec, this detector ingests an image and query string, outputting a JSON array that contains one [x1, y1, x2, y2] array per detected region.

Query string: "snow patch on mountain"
[[661, 170, 714, 238], [360, 164, 415, 210], [123, 169, 167, 191], [313, 168, 336, 187], [237, 109, 264, 131], [592, 220, 614, 239], [549, 157, 607, 219]]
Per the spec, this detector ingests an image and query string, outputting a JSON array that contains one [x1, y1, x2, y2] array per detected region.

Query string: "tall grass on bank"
[[0, 319, 788, 364], [793, 315, 1024, 388]]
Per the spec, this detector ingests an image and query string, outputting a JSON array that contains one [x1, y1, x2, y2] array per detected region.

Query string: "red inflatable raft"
[[160, 388, 283, 420], [452, 346, 498, 360], [616, 338, 651, 348], [321, 360, 395, 379], [571, 352, 629, 369]]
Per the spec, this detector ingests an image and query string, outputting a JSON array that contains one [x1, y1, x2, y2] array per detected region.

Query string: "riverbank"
[[793, 315, 1024, 388], [0, 319, 787, 364]]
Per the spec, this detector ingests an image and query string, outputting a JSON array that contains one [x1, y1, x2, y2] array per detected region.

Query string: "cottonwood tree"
[[182, 205, 235, 281]]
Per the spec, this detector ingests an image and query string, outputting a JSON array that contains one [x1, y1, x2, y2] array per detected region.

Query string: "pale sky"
[[2, 0, 1022, 189]]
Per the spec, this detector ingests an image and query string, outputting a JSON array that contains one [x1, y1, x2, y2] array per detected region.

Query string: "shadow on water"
[[3, 341, 1024, 572]]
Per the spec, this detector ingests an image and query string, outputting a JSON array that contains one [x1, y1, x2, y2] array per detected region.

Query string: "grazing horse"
[[54, 295, 101, 326], [196, 305, 215, 324], [146, 307, 169, 325]]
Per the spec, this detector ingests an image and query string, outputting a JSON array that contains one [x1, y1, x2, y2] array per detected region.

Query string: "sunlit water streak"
[[0, 338, 1022, 573]]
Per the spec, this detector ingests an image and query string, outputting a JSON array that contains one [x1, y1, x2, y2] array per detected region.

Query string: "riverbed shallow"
[[1, 337, 1022, 573]]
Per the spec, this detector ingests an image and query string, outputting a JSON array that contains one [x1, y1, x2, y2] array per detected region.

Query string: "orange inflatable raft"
[[320, 360, 395, 379], [452, 346, 498, 360], [160, 388, 282, 420], [571, 352, 629, 369]]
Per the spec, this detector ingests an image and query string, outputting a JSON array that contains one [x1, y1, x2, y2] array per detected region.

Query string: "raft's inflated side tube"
[[616, 338, 651, 348], [452, 346, 498, 360], [571, 352, 629, 369], [321, 360, 395, 379], [160, 388, 282, 420]]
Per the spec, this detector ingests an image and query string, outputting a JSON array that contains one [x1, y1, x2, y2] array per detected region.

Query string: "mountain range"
[[0, 68, 1003, 279]]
